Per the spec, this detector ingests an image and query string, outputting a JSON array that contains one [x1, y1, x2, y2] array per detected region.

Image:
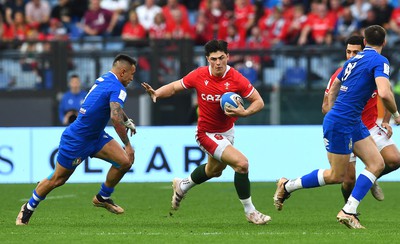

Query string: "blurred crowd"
[[1, 0, 400, 49]]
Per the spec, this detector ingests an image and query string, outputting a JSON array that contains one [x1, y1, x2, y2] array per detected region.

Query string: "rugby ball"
[[220, 92, 244, 111]]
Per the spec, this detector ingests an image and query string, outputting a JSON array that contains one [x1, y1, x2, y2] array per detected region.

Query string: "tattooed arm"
[[110, 102, 134, 162]]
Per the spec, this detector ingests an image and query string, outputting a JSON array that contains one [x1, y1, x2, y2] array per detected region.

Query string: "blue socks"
[[98, 183, 114, 199], [301, 169, 325, 188], [351, 170, 376, 201], [27, 190, 45, 211]]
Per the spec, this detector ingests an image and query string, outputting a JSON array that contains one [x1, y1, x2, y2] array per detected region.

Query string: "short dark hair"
[[346, 35, 365, 49], [113, 54, 137, 66], [69, 74, 79, 80], [204, 40, 228, 57], [364, 25, 386, 46]]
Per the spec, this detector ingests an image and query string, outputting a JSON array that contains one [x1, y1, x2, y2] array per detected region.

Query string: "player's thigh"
[[326, 152, 349, 179], [353, 136, 384, 171], [221, 144, 247, 168], [380, 144, 400, 168], [94, 139, 129, 165], [206, 155, 227, 173]]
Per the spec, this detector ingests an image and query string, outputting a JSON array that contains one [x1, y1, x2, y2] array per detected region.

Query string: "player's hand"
[[124, 118, 136, 136], [381, 122, 393, 138], [141, 82, 157, 103], [224, 103, 246, 117], [394, 116, 400, 126]]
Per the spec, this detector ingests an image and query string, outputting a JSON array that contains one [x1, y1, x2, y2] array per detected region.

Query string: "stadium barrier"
[[1, 125, 400, 183]]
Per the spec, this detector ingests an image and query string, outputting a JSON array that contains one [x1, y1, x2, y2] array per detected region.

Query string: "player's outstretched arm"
[[141, 80, 185, 103]]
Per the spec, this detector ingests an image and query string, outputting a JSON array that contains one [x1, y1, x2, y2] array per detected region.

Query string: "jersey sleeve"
[[373, 56, 390, 79], [325, 67, 343, 95], [181, 68, 199, 89], [109, 83, 127, 107]]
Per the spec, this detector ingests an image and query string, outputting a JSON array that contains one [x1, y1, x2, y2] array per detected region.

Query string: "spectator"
[[224, 22, 245, 66], [371, 0, 393, 29], [19, 27, 46, 88], [4, 0, 26, 25], [148, 12, 170, 39], [327, 0, 344, 24], [388, 6, 400, 45], [50, 0, 74, 32], [204, 0, 230, 39], [180, 0, 201, 25], [193, 11, 213, 45], [285, 4, 307, 45], [100, 0, 129, 36], [0, 11, 13, 45], [81, 0, 115, 37], [350, 0, 371, 23], [234, 0, 256, 40], [136, 0, 162, 31], [25, 0, 51, 33], [58, 74, 87, 125], [298, 2, 335, 46], [359, 8, 378, 32], [69, 0, 88, 22], [121, 9, 146, 44], [162, 0, 190, 30], [9, 11, 30, 42], [333, 6, 360, 45], [281, 0, 295, 21], [166, 8, 193, 39], [46, 17, 68, 40], [258, 6, 289, 47]]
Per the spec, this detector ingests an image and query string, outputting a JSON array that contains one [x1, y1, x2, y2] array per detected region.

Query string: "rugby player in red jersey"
[[141, 39, 270, 225]]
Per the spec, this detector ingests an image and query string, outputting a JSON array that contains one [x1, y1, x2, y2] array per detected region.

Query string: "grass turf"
[[2, 182, 400, 243]]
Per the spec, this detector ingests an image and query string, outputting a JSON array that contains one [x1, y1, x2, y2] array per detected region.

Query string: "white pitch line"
[[20, 194, 76, 202]]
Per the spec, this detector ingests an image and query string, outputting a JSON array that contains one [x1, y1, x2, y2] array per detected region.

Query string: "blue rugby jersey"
[[67, 71, 127, 139], [330, 47, 390, 124]]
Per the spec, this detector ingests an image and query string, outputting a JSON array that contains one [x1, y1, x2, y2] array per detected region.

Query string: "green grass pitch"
[[2, 182, 400, 243]]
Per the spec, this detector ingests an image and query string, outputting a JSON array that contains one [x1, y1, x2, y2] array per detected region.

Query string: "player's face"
[[346, 44, 363, 60], [121, 65, 136, 87], [207, 51, 229, 77]]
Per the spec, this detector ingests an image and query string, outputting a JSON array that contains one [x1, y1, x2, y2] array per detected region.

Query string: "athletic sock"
[[301, 169, 325, 188], [286, 169, 325, 193], [234, 172, 251, 199], [98, 183, 114, 200], [180, 175, 196, 192], [190, 164, 211, 185], [342, 196, 360, 214], [350, 170, 376, 201], [343, 170, 376, 214], [285, 178, 302, 193], [240, 197, 256, 215], [27, 190, 45, 211]]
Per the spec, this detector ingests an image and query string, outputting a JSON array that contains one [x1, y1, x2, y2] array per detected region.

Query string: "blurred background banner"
[[1, 125, 400, 183]]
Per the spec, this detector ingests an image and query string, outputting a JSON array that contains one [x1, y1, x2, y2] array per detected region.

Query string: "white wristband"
[[393, 111, 400, 118]]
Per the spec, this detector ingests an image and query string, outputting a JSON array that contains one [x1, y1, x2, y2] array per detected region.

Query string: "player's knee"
[[119, 157, 134, 172], [234, 160, 249, 174], [48, 177, 67, 189], [326, 172, 345, 184]]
